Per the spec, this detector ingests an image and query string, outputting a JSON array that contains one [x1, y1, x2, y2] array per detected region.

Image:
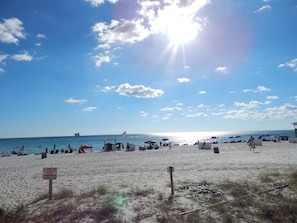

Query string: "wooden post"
[[49, 179, 53, 200], [167, 166, 174, 195], [43, 167, 57, 200]]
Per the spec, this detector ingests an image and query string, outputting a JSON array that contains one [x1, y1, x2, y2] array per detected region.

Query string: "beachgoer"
[[248, 140, 255, 152]]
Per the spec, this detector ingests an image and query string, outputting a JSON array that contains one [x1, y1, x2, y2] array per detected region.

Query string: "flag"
[[122, 131, 127, 137]]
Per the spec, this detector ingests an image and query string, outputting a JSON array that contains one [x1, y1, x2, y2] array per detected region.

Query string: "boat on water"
[[74, 133, 80, 136]]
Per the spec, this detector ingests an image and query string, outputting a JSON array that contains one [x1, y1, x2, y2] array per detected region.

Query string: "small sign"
[[43, 167, 57, 180], [167, 166, 174, 173]]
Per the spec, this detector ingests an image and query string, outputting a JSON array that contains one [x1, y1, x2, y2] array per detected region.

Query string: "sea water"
[[0, 130, 295, 155]]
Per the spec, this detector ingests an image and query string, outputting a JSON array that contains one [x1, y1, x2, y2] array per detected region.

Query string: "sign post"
[[43, 167, 57, 200], [167, 166, 174, 195]]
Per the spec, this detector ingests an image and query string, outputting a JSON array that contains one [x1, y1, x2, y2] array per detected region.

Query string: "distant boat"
[[74, 133, 80, 136]]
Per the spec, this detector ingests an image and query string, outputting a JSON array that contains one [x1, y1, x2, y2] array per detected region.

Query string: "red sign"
[[43, 167, 57, 180]]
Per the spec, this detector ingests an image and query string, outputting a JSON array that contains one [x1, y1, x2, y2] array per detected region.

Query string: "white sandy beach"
[[1, 141, 297, 212]]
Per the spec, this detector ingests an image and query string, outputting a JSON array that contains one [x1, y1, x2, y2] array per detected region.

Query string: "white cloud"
[[265, 103, 297, 119], [162, 114, 172, 120], [92, 19, 149, 67], [139, 111, 148, 117], [0, 54, 9, 63], [96, 85, 115, 92], [90, 1, 209, 67], [93, 54, 111, 67], [36, 34, 46, 39], [234, 100, 263, 109], [256, 86, 271, 92], [177, 77, 190, 83], [116, 83, 164, 98], [83, 106, 97, 112], [92, 19, 150, 48], [10, 52, 32, 61], [0, 18, 26, 44], [214, 66, 228, 74], [278, 58, 297, 72], [242, 89, 253, 93], [242, 86, 271, 93], [254, 5, 271, 13], [65, 98, 87, 104], [267, 95, 279, 100], [0, 68, 4, 73], [223, 109, 261, 120], [146, 0, 208, 36], [199, 90, 206, 94], [161, 106, 182, 111], [85, 0, 118, 7], [213, 101, 297, 120], [186, 112, 208, 118]]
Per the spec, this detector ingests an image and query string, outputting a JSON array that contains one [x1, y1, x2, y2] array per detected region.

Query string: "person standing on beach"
[[248, 139, 255, 152]]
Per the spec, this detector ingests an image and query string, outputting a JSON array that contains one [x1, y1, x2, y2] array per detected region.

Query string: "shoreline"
[[1, 130, 295, 156]]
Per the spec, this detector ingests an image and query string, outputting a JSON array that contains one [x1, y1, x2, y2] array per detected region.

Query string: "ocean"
[[0, 130, 295, 156]]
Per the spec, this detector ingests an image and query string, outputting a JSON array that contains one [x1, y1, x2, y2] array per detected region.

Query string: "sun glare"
[[167, 18, 198, 45]]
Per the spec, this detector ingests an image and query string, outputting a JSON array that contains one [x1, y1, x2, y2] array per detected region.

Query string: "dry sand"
[[1, 141, 297, 211]]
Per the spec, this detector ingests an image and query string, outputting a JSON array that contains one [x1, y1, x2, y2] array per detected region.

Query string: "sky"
[[1, 0, 297, 138]]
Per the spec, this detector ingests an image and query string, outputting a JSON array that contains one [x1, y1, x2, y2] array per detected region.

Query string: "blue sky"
[[1, 0, 297, 138]]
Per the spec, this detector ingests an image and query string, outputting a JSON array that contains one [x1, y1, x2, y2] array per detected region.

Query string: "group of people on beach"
[[45, 144, 74, 154]]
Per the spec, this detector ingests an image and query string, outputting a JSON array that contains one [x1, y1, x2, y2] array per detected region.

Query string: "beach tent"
[[198, 142, 211, 150], [103, 138, 117, 151], [254, 139, 263, 146]]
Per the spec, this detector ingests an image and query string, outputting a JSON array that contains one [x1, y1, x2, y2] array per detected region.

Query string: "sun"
[[167, 18, 198, 45]]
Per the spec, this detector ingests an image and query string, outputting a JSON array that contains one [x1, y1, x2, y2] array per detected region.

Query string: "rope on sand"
[[179, 182, 289, 216]]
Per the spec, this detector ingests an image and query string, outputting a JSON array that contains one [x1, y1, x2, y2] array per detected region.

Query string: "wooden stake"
[[167, 166, 174, 195], [49, 179, 53, 200]]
